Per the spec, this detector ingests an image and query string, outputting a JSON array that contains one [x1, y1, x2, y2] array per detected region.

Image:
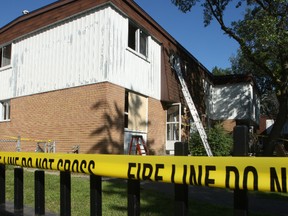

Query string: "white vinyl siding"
[[209, 83, 259, 124], [0, 4, 161, 101]]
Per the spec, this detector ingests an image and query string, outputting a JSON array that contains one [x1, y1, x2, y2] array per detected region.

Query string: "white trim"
[[0, 100, 10, 122], [166, 103, 181, 151], [0, 43, 12, 69], [0, 65, 12, 72], [126, 47, 150, 63]]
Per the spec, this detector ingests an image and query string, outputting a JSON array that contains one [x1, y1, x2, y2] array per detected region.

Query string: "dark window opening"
[[124, 91, 129, 128], [128, 21, 148, 57], [0, 44, 12, 68], [139, 30, 148, 56], [128, 22, 137, 51]]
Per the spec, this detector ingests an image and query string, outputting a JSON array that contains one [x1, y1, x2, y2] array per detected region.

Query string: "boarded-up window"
[[125, 92, 147, 132]]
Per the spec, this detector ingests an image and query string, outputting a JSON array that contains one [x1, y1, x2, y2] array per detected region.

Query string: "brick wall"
[[147, 97, 166, 155], [0, 82, 168, 154], [0, 82, 126, 153]]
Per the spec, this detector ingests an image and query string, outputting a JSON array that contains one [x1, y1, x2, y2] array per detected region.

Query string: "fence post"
[[14, 167, 24, 215], [16, 136, 21, 152], [90, 175, 102, 216], [233, 125, 249, 216], [0, 164, 5, 205], [60, 171, 71, 216], [174, 142, 188, 216], [53, 141, 56, 153], [128, 179, 140, 216], [35, 170, 45, 215]]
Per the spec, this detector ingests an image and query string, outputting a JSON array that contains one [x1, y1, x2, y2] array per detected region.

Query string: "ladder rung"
[[172, 56, 213, 156]]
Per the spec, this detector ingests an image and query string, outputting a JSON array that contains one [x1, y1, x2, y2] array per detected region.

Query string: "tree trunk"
[[263, 95, 288, 156]]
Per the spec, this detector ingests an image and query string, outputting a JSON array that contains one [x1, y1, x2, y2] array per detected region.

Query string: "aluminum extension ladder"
[[170, 55, 213, 156]]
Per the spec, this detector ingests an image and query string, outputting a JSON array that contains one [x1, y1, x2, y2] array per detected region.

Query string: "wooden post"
[[174, 142, 188, 216], [128, 179, 140, 216], [233, 125, 249, 216], [90, 175, 102, 216], [35, 170, 45, 215], [0, 164, 5, 205], [14, 167, 23, 215], [60, 171, 71, 216]]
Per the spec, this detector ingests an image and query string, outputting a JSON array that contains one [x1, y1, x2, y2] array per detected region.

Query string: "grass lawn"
[[4, 166, 274, 216]]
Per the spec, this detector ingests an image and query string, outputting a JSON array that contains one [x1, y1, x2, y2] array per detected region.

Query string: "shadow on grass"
[[4, 168, 284, 216], [102, 179, 235, 216]]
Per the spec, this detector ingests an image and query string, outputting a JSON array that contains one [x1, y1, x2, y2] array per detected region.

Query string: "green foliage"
[[211, 66, 232, 76], [189, 124, 233, 156], [171, 0, 288, 155]]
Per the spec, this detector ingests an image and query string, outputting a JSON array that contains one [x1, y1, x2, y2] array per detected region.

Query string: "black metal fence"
[[0, 166, 194, 216], [0, 126, 275, 216]]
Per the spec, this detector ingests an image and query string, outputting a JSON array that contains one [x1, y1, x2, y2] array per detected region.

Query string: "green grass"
[[4, 166, 275, 216]]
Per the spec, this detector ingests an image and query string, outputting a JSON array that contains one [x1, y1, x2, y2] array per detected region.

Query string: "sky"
[[0, 0, 243, 71]]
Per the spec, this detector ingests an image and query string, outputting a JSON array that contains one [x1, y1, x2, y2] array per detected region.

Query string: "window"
[[128, 21, 148, 57], [124, 91, 147, 132], [0, 100, 10, 121], [124, 91, 129, 128], [0, 44, 12, 68], [166, 103, 181, 151], [166, 105, 181, 141]]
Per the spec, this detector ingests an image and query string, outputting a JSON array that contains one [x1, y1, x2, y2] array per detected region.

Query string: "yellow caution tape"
[[3, 136, 51, 143], [0, 152, 288, 193]]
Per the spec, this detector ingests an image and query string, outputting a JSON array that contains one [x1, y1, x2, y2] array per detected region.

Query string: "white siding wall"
[[0, 4, 161, 101], [209, 83, 258, 121], [0, 67, 14, 100]]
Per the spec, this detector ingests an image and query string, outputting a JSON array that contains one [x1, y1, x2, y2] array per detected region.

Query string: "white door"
[[166, 103, 181, 153]]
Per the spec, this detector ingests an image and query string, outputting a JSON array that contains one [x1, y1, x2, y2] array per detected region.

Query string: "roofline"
[[212, 74, 255, 85], [0, 0, 211, 76], [212, 73, 261, 94], [0, 0, 77, 34], [123, 0, 212, 75]]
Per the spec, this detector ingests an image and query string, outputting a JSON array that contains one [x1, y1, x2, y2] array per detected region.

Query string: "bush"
[[189, 124, 233, 156]]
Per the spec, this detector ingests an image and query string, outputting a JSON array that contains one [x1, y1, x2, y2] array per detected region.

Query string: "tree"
[[171, 0, 288, 156], [229, 49, 279, 117], [211, 66, 232, 76]]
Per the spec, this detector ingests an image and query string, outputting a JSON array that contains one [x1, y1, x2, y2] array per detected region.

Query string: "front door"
[[166, 103, 181, 154]]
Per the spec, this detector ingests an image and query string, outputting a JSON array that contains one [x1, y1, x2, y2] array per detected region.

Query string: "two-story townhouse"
[[0, 0, 260, 155], [0, 0, 213, 154]]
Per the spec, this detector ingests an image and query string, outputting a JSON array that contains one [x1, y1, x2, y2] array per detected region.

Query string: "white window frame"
[[128, 21, 149, 57], [0, 43, 12, 68], [0, 100, 11, 121], [166, 103, 182, 151]]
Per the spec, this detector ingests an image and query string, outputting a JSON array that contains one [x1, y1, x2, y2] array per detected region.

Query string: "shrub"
[[189, 124, 233, 156]]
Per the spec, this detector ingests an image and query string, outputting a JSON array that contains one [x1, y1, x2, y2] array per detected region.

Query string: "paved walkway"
[[142, 181, 288, 216], [0, 203, 57, 216]]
